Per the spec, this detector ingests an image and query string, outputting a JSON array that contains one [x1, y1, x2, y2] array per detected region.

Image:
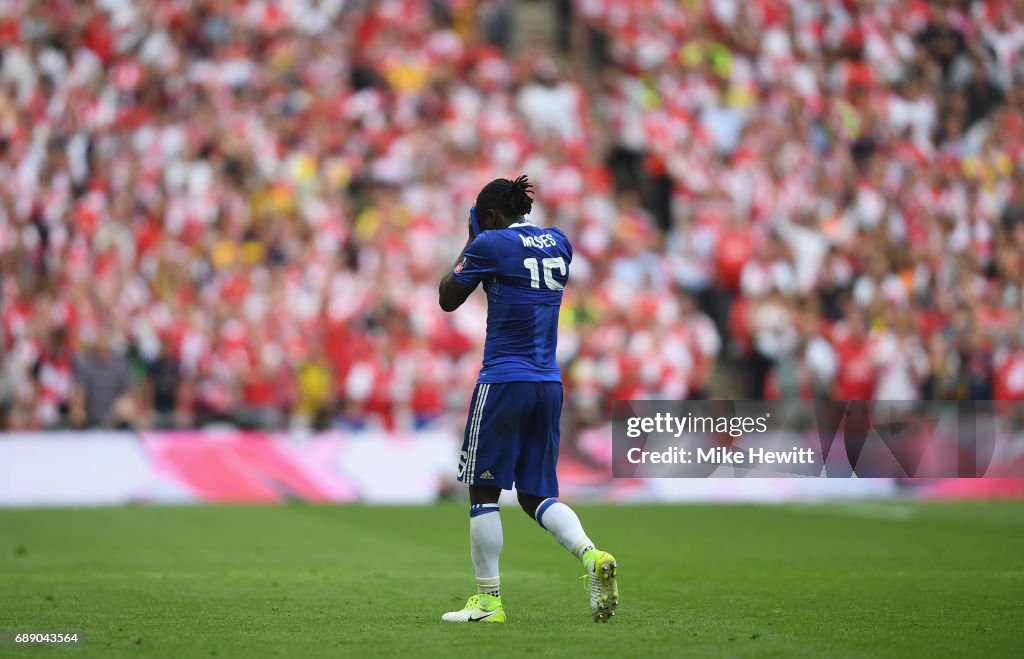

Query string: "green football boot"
[[441, 593, 506, 623]]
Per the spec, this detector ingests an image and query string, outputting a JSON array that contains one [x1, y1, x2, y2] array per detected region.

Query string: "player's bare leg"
[[442, 485, 506, 623], [519, 492, 619, 622]]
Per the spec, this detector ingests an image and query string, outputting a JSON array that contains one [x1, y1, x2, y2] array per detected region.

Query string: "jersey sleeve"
[[451, 233, 497, 287], [551, 227, 573, 262]]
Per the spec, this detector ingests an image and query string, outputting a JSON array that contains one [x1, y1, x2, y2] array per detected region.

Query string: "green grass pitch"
[[1, 501, 1022, 658]]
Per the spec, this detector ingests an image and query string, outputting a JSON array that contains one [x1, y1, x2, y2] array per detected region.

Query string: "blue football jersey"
[[451, 221, 572, 383]]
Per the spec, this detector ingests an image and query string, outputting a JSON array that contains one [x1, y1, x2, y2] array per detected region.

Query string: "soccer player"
[[437, 175, 619, 623]]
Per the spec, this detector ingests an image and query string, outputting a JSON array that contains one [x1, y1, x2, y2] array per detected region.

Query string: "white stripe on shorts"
[[466, 383, 490, 484]]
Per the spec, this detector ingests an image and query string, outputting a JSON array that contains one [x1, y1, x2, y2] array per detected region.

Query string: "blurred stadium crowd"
[[1, 0, 1024, 433]]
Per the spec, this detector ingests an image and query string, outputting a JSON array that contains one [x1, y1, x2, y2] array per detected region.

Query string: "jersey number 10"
[[523, 257, 566, 290]]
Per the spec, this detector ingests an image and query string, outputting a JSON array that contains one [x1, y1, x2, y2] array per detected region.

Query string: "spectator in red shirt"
[[832, 309, 877, 401]]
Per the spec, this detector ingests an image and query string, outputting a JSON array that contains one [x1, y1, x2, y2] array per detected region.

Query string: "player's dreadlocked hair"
[[476, 175, 534, 220]]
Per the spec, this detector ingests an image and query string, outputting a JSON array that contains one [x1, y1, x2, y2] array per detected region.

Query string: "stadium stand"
[[1, 0, 1023, 433]]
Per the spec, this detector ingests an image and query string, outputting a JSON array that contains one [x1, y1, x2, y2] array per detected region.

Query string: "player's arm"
[[439, 235, 477, 312], [439, 217, 496, 312]]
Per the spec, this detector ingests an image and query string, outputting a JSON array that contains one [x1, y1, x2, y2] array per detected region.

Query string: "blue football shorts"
[[457, 381, 562, 498]]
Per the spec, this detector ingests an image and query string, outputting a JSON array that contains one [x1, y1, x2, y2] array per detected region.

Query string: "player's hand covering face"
[[470, 206, 481, 239]]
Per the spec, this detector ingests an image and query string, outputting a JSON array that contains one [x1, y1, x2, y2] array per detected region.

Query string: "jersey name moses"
[[520, 233, 558, 249]]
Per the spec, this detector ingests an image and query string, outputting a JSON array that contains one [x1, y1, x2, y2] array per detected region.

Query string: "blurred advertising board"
[[1, 426, 1020, 507], [0, 431, 453, 507]]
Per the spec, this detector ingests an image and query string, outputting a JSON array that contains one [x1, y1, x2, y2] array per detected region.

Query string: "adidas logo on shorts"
[[480, 470, 494, 479]]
